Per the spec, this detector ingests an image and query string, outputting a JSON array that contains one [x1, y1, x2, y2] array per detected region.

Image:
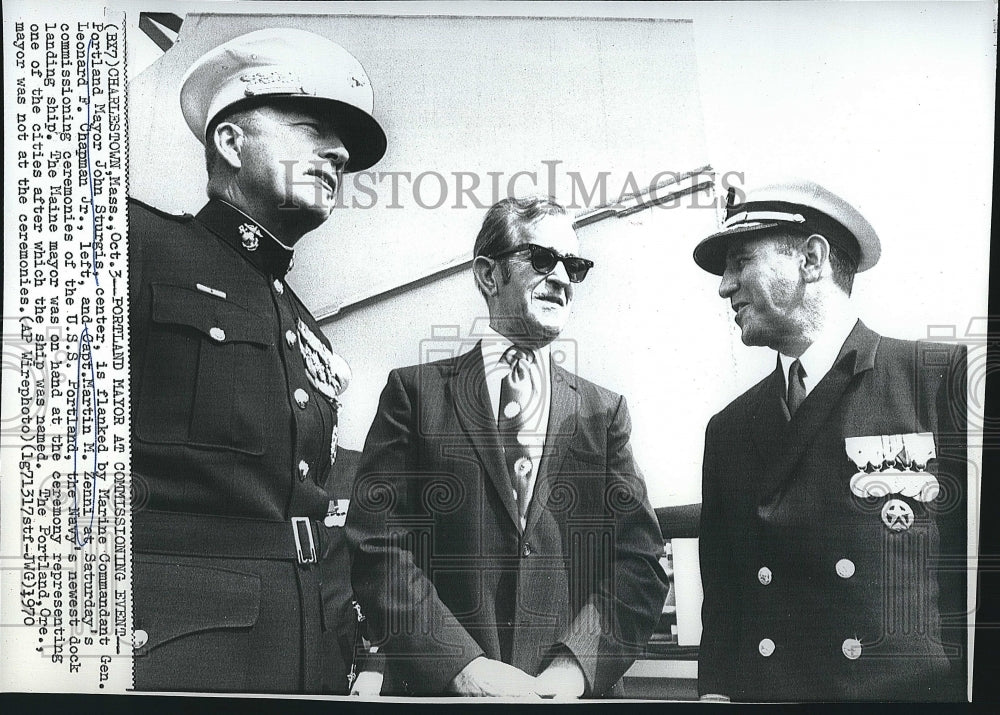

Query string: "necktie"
[[498, 346, 537, 525], [786, 358, 807, 418]]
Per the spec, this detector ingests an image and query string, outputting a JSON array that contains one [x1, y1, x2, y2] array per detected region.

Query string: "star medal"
[[881, 498, 915, 532]]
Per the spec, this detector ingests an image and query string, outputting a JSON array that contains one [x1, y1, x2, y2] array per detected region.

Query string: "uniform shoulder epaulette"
[[128, 196, 194, 223]]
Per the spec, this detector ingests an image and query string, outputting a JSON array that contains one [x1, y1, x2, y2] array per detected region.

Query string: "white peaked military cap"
[[180, 28, 387, 171], [693, 178, 881, 276]]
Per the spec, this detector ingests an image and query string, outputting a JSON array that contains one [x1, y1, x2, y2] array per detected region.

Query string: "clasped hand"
[[448, 655, 585, 698]]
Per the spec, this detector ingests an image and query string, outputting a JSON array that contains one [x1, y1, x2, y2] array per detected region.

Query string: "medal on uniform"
[[238, 222, 262, 251], [881, 499, 915, 531], [324, 498, 349, 527], [330, 423, 338, 465], [845, 432, 937, 532], [297, 319, 352, 400]]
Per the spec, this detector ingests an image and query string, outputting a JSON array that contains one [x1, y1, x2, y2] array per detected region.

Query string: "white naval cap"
[[693, 178, 881, 276], [179, 28, 387, 171]]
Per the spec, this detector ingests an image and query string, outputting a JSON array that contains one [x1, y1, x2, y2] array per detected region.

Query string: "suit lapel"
[[447, 343, 522, 529], [755, 320, 880, 501], [524, 363, 578, 535], [748, 361, 788, 471]]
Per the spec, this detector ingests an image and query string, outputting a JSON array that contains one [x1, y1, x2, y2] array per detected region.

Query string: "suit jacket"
[[698, 321, 968, 701], [346, 344, 668, 696]]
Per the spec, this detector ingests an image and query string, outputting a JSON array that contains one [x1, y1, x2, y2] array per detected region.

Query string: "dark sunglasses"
[[488, 243, 594, 283]]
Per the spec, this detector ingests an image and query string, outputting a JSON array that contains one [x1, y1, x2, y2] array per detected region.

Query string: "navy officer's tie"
[[786, 358, 807, 418]]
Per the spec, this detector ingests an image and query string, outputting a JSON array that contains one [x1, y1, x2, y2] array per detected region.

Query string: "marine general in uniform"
[[128, 29, 387, 693], [694, 180, 967, 701]]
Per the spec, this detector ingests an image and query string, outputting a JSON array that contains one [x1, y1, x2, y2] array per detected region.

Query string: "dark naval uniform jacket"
[[346, 345, 668, 696], [128, 197, 363, 693], [698, 321, 967, 701]]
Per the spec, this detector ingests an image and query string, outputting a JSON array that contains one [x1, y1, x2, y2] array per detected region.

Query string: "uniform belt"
[[133, 509, 331, 565]]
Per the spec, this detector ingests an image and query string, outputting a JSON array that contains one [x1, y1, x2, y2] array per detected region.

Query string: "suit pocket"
[[135, 283, 274, 455]]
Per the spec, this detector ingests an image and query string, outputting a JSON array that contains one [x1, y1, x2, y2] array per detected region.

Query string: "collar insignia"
[[238, 222, 262, 252]]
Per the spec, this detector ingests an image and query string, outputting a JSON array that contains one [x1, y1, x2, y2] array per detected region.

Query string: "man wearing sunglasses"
[[347, 196, 667, 698]]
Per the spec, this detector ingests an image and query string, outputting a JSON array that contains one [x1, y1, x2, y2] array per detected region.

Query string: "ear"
[[800, 234, 830, 284], [211, 122, 245, 171], [473, 256, 500, 298]]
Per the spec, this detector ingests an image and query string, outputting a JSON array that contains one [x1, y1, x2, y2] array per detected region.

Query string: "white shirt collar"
[[480, 325, 551, 432], [779, 313, 859, 397], [480, 325, 551, 377]]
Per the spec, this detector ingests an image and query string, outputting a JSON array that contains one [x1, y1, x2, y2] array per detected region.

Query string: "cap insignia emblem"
[[240, 70, 311, 97]]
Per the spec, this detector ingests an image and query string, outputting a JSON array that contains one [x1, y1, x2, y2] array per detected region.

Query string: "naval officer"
[[694, 179, 968, 701], [128, 28, 387, 693]]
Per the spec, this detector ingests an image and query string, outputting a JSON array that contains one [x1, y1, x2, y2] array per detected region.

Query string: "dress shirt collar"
[[480, 325, 551, 378], [779, 312, 859, 397], [480, 325, 552, 432]]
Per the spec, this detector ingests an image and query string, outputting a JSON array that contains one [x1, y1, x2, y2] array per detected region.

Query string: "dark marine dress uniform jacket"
[[128, 197, 362, 693]]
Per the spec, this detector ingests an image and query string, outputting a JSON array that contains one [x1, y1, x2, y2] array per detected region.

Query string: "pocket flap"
[[134, 559, 261, 652], [150, 283, 273, 346]]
